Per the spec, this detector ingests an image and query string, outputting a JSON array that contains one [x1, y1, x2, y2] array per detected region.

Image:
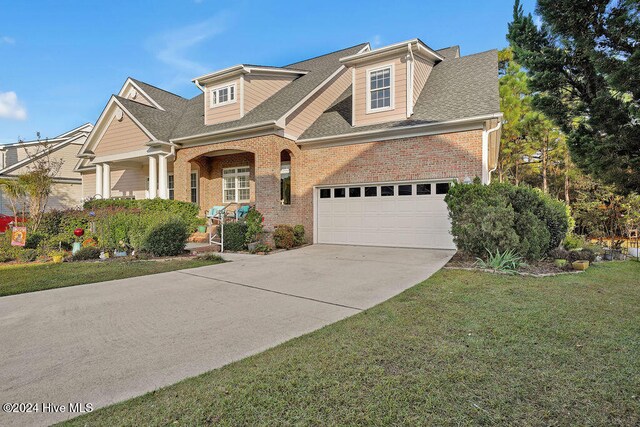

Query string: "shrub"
[[548, 247, 570, 260], [25, 232, 47, 249], [84, 199, 199, 228], [293, 225, 306, 246], [17, 248, 38, 263], [568, 249, 596, 263], [244, 207, 264, 244], [563, 233, 587, 250], [475, 249, 524, 274], [274, 225, 295, 249], [141, 218, 189, 257], [219, 222, 248, 252], [72, 246, 102, 261], [445, 182, 570, 260]]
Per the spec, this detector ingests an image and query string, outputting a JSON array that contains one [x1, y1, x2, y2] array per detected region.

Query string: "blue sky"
[[0, 0, 536, 144]]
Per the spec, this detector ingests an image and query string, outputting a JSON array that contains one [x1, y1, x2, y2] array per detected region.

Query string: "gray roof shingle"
[[299, 49, 500, 140]]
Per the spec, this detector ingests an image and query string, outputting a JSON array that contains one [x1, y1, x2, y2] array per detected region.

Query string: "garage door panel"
[[316, 182, 455, 250]]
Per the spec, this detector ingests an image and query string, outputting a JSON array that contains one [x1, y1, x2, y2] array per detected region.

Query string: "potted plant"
[[49, 250, 66, 264], [195, 218, 208, 234]]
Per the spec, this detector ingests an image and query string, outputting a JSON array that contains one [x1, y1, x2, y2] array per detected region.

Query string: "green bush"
[[17, 249, 38, 263], [445, 182, 570, 260], [274, 225, 295, 249], [475, 249, 524, 274], [293, 225, 306, 246], [219, 222, 248, 252], [244, 207, 264, 244], [141, 218, 189, 257], [25, 232, 47, 249], [84, 199, 199, 228], [568, 249, 596, 263], [563, 233, 587, 250], [72, 246, 102, 261]]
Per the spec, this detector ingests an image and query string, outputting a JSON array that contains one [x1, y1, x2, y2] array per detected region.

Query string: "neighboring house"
[[76, 39, 501, 249], [0, 123, 93, 216]]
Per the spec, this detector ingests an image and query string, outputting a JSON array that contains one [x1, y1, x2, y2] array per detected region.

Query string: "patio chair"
[[235, 205, 250, 221]]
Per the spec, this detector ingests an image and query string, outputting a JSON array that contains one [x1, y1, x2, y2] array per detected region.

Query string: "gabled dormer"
[[118, 78, 165, 110], [340, 39, 444, 127], [193, 65, 307, 126]]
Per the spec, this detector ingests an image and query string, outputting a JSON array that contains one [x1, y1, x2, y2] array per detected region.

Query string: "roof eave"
[[340, 39, 444, 65]]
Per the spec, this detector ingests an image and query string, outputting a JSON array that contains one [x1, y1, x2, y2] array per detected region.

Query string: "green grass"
[[0, 257, 224, 297], [63, 261, 640, 426]]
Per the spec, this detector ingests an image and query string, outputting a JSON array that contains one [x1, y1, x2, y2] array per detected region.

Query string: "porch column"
[[148, 155, 158, 199], [158, 155, 168, 199], [95, 163, 103, 197], [102, 163, 111, 199]]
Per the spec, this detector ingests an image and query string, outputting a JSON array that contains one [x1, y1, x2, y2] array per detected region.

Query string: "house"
[[0, 123, 93, 216], [76, 39, 501, 249]]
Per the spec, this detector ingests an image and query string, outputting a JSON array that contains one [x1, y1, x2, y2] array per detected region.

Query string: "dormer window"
[[366, 65, 394, 113], [210, 83, 236, 108]]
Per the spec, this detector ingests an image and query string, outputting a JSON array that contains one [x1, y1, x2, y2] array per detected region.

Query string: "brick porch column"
[[254, 147, 280, 230], [173, 150, 190, 203]]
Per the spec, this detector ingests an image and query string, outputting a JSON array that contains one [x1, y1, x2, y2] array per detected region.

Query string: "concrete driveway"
[[0, 245, 453, 426]]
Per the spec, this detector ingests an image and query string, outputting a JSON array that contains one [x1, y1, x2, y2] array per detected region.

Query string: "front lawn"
[[63, 261, 640, 426], [0, 257, 224, 297]]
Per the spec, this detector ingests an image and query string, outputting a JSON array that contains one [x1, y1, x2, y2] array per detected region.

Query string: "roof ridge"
[[454, 48, 497, 60], [129, 77, 187, 100], [284, 42, 369, 68]]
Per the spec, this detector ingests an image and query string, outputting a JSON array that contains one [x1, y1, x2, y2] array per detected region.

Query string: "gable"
[[117, 79, 164, 110], [93, 111, 151, 157]]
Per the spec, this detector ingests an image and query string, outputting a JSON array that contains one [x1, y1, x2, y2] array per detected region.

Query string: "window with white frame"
[[168, 174, 174, 200], [367, 65, 393, 112], [210, 83, 236, 108], [190, 171, 198, 204], [223, 167, 250, 203]]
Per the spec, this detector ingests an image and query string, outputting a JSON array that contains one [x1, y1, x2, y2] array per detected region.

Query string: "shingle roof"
[[435, 45, 460, 59], [299, 49, 499, 140]]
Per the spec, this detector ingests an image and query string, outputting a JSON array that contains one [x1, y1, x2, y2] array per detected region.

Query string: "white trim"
[[55, 123, 94, 139], [190, 170, 199, 205], [406, 44, 414, 118], [351, 67, 357, 126], [298, 113, 504, 148], [0, 132, 87, 175], [365, 63, 395, 114], [91, 149, 151, 164], [168, 172, 175, 200], [193, 65, 307, 87], [482, 120, 502, 184], [117, 78, 165, 111], [239, 74, 245, 117], [209, 82, 237, 108], [340, 38, 444, 65], [222, 166, 250, 203], [170, 120, 280, 144]]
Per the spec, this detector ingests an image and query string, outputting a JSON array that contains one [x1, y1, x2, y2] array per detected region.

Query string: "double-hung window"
[[168, 174, 175, 200], [190, 171, 198, 204], [223, 167, 250, 203], [367, 65, 393, 112], [210, 83, 236, 108]]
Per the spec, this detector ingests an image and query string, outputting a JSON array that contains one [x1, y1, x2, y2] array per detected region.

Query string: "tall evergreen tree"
[[507, 0, 640, 193]]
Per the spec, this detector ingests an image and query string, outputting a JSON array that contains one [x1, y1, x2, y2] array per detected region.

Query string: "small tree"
[[0, 178, 26, 224]]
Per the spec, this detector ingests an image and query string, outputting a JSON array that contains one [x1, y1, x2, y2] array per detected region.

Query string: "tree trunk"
[[564, 149, 570, 204], [515, 161, 519, 185]]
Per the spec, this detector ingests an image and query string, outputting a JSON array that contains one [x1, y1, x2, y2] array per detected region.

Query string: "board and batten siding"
[[353, 55, 408, 126], [285, 69, 351, 139], [93, 114, 151, 157], [413, 55, 433, 104], [204, 78, 241, 125], [244, 74, 296, 114]]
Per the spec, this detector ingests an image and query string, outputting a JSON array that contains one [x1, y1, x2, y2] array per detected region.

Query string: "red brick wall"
[[173, 130, 482, 240]]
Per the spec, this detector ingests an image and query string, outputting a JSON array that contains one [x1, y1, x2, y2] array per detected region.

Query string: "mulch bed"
[[445, 251, 582, 277]]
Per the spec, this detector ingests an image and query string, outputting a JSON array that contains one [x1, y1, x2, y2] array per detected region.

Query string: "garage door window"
[[349, 187, 361, 197], [435, 183, 450, 194], [381, 186, 394, 196], [365, 186, 377, 197], [417, 183, 431, 195], [398, 185, 412, 196], [334, 188, 346, 198], [320, 188, 331, 198]]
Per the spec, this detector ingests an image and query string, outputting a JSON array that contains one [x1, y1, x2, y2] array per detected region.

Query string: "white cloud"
[[150, 13, 230, 78], [1, 36, 15, 45], [371, 35, 382, 48], [0, 92, 27, 120]]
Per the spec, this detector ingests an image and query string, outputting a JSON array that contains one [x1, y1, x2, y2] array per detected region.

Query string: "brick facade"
[[172, 129, 483, 240]]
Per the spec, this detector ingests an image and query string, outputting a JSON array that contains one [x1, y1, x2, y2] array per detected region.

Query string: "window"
[[168, 174, 174, 200], [281, 151, 291, 205], [320, 188, 331, 198], [223, 167, 250, 203], [367, 66, 393, 112], [334, 188, 346, 198], [364, 186, 377, 197], [398, 185, 412, 196], [436, 182, 450, 194], [381, 185, 394, 196], [416, 183, 431, 195], [210, 83, 236, 108], [349, 187, 361, 197], [190, 171, 199, 204]]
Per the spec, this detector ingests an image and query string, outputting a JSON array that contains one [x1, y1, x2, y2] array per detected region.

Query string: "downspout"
[[194, 79, 205, 92], [482, 120, 502, 184], [406, 43, 415, 117]]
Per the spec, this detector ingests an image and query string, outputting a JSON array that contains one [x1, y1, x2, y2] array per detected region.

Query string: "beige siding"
[[285, 69, 351, 139], [244, 74, 295, 113], [204, 78, 241, 125], [93, 114, 151, 156], [110, 166, 148, 199], [82, 172, 97, 198], [413, 56, 433, 104], [354, 55, 408, 126], [8, 141, 85, 179], [48, 183, 83, 210], [486, 118, 501, 171]]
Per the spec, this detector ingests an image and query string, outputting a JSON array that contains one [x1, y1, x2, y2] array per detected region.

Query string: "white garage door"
[[315, 181, 455, 249]]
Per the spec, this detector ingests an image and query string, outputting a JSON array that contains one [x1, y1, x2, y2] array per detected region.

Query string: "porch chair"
[[235, 205, 250, 221]]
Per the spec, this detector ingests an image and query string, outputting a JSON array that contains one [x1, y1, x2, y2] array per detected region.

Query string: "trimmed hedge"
[[83, 199, 200, 229], [445, 182, 570, 260]]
